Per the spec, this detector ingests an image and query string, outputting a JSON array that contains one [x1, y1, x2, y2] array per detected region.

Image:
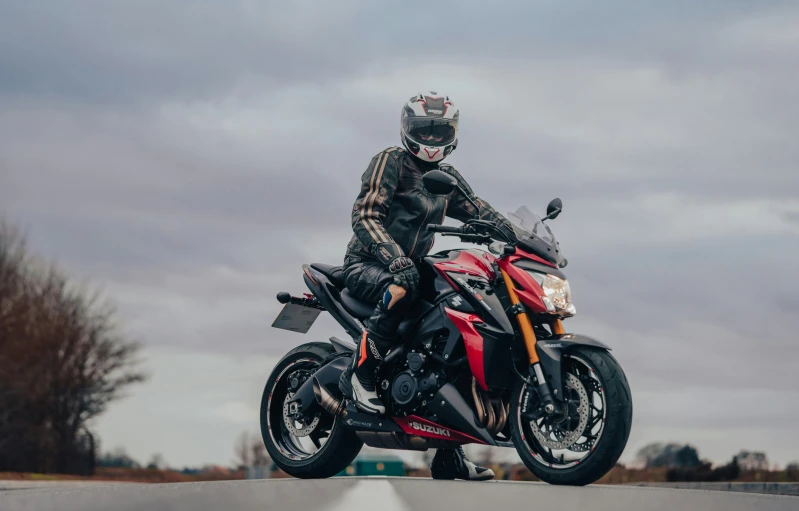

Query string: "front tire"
[[260, 342, 363, 479], [510, 346, 633, 485]]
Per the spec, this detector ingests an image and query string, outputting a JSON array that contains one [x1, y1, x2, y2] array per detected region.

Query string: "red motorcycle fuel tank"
[[431, 248, 496, 284]]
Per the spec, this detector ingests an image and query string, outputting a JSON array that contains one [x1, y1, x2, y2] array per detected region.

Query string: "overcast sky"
[[2, 1, 798, 469]]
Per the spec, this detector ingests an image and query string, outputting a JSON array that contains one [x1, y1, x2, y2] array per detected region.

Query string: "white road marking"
[[329, 478, 410, 511]]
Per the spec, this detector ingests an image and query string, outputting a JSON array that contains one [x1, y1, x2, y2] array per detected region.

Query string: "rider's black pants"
[[342, 259, 418, 386]]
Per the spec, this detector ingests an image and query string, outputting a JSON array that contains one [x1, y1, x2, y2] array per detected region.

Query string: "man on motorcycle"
[[339, 91, 517, 481]]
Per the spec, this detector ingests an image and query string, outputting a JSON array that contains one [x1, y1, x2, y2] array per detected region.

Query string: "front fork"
[[499, 268, 562, 417]]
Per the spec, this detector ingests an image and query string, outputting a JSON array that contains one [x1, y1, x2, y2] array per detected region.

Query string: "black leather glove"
[[388, 256, 420, 293], [374, 242, 420, 293], [461, 223, 478, 235]]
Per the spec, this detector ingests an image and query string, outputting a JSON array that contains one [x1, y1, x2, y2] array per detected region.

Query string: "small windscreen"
[[507, 206, 555, 244]]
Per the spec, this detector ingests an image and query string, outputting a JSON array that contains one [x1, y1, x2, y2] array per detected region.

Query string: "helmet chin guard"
[[401, 91, 459, 164], [402, 133, 457, 163]]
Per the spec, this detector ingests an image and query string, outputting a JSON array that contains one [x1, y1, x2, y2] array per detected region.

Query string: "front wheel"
[[260, 342, 363, 478], [510, 346, 633, 485]]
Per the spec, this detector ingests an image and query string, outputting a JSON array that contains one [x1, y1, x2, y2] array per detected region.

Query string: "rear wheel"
[[510, 346, 632, 485], [260, 342, 362, 478]]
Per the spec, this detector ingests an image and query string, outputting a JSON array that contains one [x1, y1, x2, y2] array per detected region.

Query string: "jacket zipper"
[[409, 194, 432, 257]]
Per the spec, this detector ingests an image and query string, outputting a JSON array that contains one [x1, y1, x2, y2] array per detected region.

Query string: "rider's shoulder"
[[366, 147, 404, 173], [371, 146, 405, 161]]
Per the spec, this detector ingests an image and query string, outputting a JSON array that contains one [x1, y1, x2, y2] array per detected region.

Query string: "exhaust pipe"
[[313, 377, 346, 417], [472, 377, 509, 436], [472, 378, 486, 427], [482, 391, 496, 434], [492, 398, 509, 435]]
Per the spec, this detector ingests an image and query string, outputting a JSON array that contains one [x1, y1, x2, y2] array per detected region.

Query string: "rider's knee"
[[383, 284, 407, 310]]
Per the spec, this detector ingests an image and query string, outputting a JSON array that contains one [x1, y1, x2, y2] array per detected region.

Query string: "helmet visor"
[[404, 117, 458, 147]]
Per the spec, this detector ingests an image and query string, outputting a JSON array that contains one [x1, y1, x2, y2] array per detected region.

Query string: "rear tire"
[[260, 342, 363, 479], [510, 346, 633, 485]]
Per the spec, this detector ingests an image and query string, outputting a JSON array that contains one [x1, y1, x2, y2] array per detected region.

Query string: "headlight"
[[526, 271, 576, 317]]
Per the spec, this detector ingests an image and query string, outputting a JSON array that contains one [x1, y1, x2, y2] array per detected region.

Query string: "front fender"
[[535, 333, 611, 403]]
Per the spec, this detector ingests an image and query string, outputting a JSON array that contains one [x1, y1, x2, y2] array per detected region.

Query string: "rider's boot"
[[430, 446, 495, 481], [339, 331, 389, 415]]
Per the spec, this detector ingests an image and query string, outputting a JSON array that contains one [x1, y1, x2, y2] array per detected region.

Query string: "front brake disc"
[[529, 373, 590, 450]]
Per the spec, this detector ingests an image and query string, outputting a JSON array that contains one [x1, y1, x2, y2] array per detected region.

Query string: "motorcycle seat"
[[340, 289, 375, 319], [309, 263, 345, 289]]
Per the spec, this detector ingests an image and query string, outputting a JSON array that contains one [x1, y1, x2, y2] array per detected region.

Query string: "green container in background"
[[336, 453, 405, 477]]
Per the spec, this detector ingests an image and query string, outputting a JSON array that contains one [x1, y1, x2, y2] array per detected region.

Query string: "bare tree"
[[234, 431, 252, 469], [635, 442, 701, 469], [733, 450, 770, 471], [147, 453, 165, 470], [251, 437, 269, 467], [786, 461, 799, 481], [0, 219, 148, 474]]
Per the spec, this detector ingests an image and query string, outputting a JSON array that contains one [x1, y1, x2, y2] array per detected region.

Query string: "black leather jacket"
[[344, 146, 516, 268]]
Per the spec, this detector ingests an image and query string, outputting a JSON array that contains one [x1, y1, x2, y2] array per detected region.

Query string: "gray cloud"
[[2, 0, 798, 466], [2, 1, 795, 103]]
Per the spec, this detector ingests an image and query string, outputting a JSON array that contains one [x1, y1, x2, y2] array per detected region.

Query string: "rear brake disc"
[[283, 392, 320, 437]]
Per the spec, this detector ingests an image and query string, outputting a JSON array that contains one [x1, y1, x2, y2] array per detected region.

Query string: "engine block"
[[389, 351, 441, 416]]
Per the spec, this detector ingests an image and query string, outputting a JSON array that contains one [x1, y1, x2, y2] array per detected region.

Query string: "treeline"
[[0, 220, 147, 475], [634, 442, 799, 482]]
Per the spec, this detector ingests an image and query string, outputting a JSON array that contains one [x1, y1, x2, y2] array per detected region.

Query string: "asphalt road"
[[0, 480, 134, 491], [2, 477, 798, 511]]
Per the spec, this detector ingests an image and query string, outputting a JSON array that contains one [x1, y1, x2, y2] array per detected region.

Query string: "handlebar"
[[426, 224, 465, 234], [427, 223, 494, 245]]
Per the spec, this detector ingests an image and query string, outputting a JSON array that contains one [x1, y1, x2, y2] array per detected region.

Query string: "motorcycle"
[[261, 170, 632, 485]]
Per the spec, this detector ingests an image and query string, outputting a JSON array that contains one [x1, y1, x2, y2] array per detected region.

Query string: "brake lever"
[[463, 235, 492, 244], [441, 232, 492, 244]]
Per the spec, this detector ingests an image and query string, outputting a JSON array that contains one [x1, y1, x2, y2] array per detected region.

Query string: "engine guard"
[[535, 333, 610, 404]]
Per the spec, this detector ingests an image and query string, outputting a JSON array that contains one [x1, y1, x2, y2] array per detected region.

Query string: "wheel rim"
[[517, 354, 607, 469], [265, 358, 336, 462]]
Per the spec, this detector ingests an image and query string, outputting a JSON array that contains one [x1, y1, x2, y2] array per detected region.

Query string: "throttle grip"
[[426, 224, 463, 234]]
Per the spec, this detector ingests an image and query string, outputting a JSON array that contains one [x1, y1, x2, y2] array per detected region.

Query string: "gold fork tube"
[[499, 268, 540, 365]]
